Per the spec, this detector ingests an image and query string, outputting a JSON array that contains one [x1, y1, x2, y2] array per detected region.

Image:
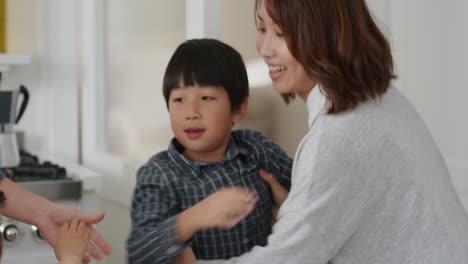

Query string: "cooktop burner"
[[1, 150, 82, 200], [2, 150, 66, 181]]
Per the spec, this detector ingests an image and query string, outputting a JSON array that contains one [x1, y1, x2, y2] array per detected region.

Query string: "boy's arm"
[[128, 166, 257, 264], [127, 165, 192, 264]]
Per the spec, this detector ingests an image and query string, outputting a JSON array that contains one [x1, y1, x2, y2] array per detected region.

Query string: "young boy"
[[127, 39, 292, 264]]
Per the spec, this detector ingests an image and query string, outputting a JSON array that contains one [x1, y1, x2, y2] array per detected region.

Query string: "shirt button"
[[243, 238, 249, 244], [166, 245, 180, 254]]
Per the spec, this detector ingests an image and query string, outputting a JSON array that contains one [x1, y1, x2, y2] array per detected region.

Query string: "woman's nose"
[[257, 34, 274, 58]]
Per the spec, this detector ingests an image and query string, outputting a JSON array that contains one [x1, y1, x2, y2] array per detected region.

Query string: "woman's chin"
[[272, 83, 293, 95]]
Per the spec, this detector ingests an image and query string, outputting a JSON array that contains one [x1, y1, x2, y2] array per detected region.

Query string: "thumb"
[[77, 212, 105, 225]]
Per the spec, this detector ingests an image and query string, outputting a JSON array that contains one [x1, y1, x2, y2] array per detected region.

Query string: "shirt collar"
[[306, 83, 327, 129], [167, 135, 247, 170]]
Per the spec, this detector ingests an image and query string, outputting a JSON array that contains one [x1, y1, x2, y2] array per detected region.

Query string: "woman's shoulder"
[[303, 87, 430, 165]]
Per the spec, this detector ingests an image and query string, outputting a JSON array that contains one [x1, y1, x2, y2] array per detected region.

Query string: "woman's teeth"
[[269, 65, 287, 72]]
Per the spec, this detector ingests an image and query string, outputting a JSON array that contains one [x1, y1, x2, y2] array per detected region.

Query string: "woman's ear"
[[233, 98, 249, 123]]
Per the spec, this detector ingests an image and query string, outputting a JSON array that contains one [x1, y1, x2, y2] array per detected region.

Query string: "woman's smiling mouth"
[[268, 64, 287, 80]]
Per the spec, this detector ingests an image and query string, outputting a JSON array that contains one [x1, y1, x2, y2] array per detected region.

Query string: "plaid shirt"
[[127, 129, 292, 264]]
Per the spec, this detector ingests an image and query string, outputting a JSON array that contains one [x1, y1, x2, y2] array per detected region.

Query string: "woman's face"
[[256, 1, 316, 100]]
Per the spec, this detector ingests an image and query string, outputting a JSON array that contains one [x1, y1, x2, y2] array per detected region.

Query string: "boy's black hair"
[[163, 39, 249, 112]]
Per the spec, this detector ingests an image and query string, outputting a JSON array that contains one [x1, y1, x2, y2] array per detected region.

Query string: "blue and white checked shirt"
[[127, 129, 292, 264]]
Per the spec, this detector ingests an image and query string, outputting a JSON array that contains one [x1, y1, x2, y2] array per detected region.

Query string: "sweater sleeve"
[[127, 163, 192, 264], [196, 130, 381, 264]]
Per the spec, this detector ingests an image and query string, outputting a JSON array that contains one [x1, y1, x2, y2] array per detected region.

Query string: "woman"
[[197, 0, 468, 263], [0, 171, 111, 262]]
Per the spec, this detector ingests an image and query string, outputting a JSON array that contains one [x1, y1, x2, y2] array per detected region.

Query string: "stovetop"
[[1, 150, 82, 200]]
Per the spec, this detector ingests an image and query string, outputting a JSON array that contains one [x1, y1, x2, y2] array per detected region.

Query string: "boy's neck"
[[181, 137, 230, 164], [182, 147, 226, 164]]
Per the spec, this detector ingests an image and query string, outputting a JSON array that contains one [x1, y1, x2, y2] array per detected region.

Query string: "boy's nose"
[[186, 112, 201, 120], [186, 104, 201, 120]]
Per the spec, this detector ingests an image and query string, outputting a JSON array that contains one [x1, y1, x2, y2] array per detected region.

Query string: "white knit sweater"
[[197, 85, 468, 264]]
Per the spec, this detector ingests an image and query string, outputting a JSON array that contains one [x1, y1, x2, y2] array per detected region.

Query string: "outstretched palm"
[[35, 204, 111, 262]]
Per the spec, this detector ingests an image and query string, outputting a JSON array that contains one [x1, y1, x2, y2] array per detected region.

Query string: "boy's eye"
[[257, 27, 266, 33], [202, 96, 214, 101], [173, 97, 184, 102]]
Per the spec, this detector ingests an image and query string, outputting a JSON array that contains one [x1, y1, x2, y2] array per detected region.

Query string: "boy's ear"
[[233, 98, 249, 123]]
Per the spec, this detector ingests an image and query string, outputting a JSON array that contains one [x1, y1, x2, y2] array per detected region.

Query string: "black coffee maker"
[[0, 85, 29, 168]]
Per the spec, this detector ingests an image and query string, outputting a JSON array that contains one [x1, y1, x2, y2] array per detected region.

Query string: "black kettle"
[[0, 85, 29, 168]]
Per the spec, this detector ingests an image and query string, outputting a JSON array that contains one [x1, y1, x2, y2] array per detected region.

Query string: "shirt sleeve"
[[127, 163, 192, 264], [196, 130, 380, 264]]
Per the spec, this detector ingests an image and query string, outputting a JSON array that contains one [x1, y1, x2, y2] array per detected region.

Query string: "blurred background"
[[1, 0, 467, 263]]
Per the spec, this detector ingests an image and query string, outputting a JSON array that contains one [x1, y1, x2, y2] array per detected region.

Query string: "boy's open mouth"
[[185, 128, 205, 139]]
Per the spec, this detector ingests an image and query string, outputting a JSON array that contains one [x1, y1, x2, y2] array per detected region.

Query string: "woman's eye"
[[257, 27, 266, 33], [276, 32, 284, 38], [202, 96, 214, 101]]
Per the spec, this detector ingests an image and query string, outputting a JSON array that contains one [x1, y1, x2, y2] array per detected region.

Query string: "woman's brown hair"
[[255, 0, 396, 114]]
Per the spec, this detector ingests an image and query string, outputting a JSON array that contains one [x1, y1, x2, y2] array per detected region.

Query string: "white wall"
[[389, 0, 468, 208]]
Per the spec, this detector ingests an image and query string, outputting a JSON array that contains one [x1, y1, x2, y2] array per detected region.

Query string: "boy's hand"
[[194, 187, 258, 229], [260, 170, 289, 221], [178, 186, 258, 240], [171, 247, 196, 264], [54, 219, 91, 264]]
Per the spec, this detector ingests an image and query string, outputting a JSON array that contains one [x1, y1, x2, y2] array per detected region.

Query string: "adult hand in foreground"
[[35, 204, 112, 262]]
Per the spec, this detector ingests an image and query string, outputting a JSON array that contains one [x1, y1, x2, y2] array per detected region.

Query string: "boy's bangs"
[[165, 50, 224, 90]]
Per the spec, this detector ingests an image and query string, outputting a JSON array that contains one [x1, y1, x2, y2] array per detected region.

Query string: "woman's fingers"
[[260, 170, 288, 205], [86, 240, 103, 260], [90, 226, 112, 256]]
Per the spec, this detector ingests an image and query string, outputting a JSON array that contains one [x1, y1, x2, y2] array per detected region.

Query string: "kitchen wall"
[[3, 0, 45, 152], [4, 0, 81, 162]]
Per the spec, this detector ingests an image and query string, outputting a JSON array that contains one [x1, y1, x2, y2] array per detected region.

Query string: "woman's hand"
[[260, 170, 289, 221], [171, 247, 197, 264], [35, 204, 112, 262], [54, 219, 91, 264]]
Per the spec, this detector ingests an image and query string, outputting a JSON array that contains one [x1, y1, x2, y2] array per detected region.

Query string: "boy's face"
[[168, 84, 247, 162]]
